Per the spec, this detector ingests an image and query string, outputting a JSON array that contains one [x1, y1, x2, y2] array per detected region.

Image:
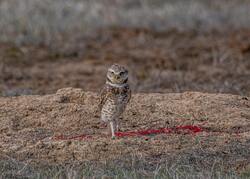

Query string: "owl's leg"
[[113, 119, 119, 132], [100, 115, 110, 137], [110, 121, 116, 139], [116, 123, 119, 132], [116, 116, 123, 131]]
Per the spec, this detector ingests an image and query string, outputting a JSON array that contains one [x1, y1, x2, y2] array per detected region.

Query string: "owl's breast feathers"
[[98, 84, 131, 111]]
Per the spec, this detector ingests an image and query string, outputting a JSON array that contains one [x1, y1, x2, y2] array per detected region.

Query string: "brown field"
[[1, 28, 250, 96], [0, 27, 250, 178], [0, 0, 250, 178]]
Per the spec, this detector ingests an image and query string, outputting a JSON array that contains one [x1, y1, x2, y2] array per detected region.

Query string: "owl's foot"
[[116, 124, 119, 132]]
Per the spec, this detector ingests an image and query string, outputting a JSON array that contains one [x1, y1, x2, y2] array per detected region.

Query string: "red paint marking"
[[116, 125, 202, 137], [175, 125, 203, 133], [53, 125, 203, 141]]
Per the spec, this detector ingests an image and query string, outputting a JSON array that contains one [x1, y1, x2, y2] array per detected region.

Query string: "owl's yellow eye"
[[119, 71, 125, 75]]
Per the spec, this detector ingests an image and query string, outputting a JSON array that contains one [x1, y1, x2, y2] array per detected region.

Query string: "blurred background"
[[0, 0, 250, 96]]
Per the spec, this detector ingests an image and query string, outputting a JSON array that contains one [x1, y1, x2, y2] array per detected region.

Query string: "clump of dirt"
[[0, 88, 249, 171]]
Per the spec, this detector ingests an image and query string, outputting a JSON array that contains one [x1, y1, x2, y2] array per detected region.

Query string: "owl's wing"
[[98, 86, 109, 111]]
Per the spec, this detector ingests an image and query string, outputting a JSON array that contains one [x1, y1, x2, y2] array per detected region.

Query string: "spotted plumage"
[[98, 64, 131, 139]]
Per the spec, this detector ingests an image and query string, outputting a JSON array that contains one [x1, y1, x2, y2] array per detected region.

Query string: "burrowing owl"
[[98, 64, 131, 139]]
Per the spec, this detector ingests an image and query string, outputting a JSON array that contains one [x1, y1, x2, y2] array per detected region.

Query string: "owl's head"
[[107, 64, 128, 85]]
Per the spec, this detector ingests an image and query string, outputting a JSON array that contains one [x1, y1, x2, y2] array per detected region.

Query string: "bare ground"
[[0, 88, 249, 174]]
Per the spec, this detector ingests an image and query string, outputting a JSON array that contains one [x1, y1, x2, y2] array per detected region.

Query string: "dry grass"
[[1, 28, 250, 96], [0, 0, 250, 45], [0, 157, 248, 179]]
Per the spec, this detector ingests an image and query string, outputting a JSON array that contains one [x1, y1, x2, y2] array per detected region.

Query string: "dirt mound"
[[0, 88, 249, 171]]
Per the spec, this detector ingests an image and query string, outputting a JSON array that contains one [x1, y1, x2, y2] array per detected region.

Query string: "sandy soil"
[[0, 87, 249, 171]]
